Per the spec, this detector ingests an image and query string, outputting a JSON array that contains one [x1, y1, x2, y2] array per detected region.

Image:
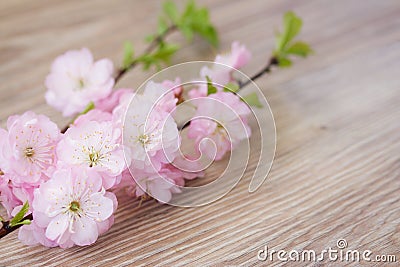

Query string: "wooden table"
[[0, 0, 399, 266]]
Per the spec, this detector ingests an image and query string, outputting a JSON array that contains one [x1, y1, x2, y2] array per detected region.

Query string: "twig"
[[238, 56, 278, 89], [60, 24, 178, 134], [179, 56, 279, 130], [114, 25, 177, 83], [0, 214, 33, 239]]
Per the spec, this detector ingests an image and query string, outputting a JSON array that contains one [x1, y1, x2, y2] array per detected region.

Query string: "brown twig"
[[60, 24, 178, 134], [114, 25, 177, 83], [179, 56, 279, 131], [0, 214, 33, 239], [1, 55, 277, 240], [238, 56, 278, 89]]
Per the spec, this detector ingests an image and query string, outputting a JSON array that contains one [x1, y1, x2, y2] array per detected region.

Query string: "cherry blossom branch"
[[178, 56, 279, 131], [114, 25, 178, 83], [60, 25, 178, 134], [0, 214, 33, 239], [238, 57, 278, 89]]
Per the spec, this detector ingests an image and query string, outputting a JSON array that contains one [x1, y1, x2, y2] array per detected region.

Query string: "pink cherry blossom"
[[6, 111, 60, 185], [187, 92, 251, 160], [73, 109, 112, 127], [0, 173, 37, 218], [132, 167, 180, 203], [189, 42, 251, 98], [215, 41, 251, 69], [57, 120, 125, 189], [18, 220, 58, 247], [32, 167, 115, 247], [0, 174, 20, 217], [162, 78, 183, 96], [123, 94, 180, 172], [0, 128, 11, 173], [95, 88, 132, 113], [143, 81, 179, 113], [45, 48, 114, 117], [112, 91, 135, 128]]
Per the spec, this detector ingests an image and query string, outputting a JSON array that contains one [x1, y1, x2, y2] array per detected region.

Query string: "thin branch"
[[0, 57, 279, 239], [238, 56, 278, 89], [179, 56, 279, 130], [114, 24, 178, 83], [60, 25, 178, 134], [0, 214, 33, 239]]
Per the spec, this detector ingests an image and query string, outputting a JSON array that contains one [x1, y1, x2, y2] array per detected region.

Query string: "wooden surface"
[[0, 0, 399, 266]]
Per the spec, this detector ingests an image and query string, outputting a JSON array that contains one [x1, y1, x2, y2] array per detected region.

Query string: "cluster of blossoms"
[[0, 42, 253, 247]]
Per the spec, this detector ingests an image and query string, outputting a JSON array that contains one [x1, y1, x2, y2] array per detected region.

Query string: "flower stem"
[[179, 56, 278, 131], [0, 214, 33, 239], [60, 25, 178, 134], [238, 56, 278, 89], [114, 25, 178, 83]]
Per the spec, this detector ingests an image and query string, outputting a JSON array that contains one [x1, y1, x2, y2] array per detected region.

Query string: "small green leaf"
[[157, 17, 169, 35], [276, 11, 303, 52], [137, 43, 179, 70], [122, 42, 134, 70], [177, 0, 219, 47], [179, 24, 194, 41], [152, 43, 179, 65], [9, 201, 29, 227], [286, 41, 313, 57], [11, 219, 31, 227], [242, 92, 263, 108], [163, 1, 179, 24], [206, 76, 217, 95], [277, 56, 292, 67], [223, 82, 239, 93], [81, 101, 95, 115], [145, 34, 155, 43]]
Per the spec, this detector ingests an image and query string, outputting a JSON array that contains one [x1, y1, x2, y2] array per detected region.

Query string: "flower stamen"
[[69, 201, 81, 212], [24, 147, 35, 158], [138, 134, 150, 146]]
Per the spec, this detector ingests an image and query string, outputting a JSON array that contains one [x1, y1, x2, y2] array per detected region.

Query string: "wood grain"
[[0, 0, 399, 266]]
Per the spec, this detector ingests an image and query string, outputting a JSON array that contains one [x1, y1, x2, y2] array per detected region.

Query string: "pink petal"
[[70, 216, 98, 246], [45, 213, 69, 241]]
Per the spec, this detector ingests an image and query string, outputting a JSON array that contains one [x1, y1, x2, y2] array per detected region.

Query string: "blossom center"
[[88, 151, 100, 167], [24, 147, 35, 158], [138, 134, 150, 145], [69, 201, 81, 212], [76, 78, 86, 90]]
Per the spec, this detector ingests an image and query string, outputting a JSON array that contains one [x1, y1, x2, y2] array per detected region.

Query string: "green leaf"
[[81, 101, 95, 115], [10, 219, 31, 227], [179, 24, 194, 41], [277, 56, 292, 67], [286, 41, 313, 57], [206, 76, 217, 95], [137, 43, 179, 70], [156, 43, 179, 61], [242, 92, 263, 108], [145, 34, 155, 43], [276, 11, 303, 52], [9, 201, 29, 227], [223, 82, 239, 93], [122, 42, 134, 70], [157, 17, 169, 35], [163, 1, 179, 24], [177, 0, 219, 47]]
